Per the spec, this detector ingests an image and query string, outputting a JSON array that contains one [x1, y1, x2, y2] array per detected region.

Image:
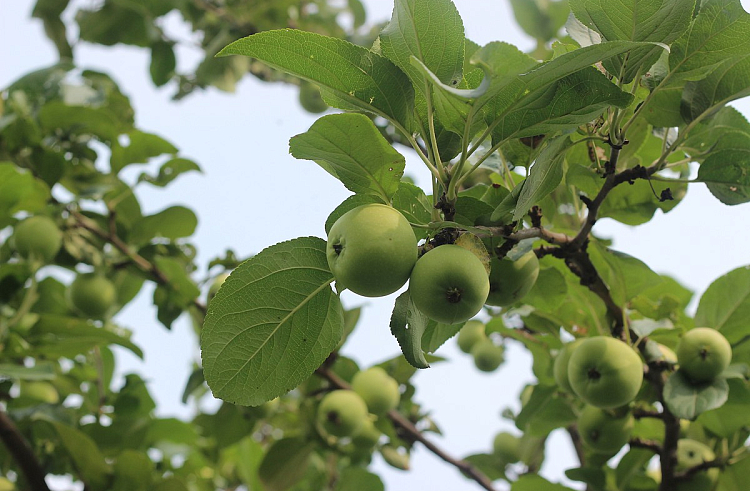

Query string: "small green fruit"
[[553, 339, 583, 393], [457, 320, 487, 353], [485, 250, 539, 306], [298, 81, 328, 113], [409, 245, 489, 324], [20, 380, 60, 404], [492, 432, 521, 463], [69, 273, 116, 319], [327, 204, 417, 297], [351, 367, 400, 415], [208, 272, 230, 303], [676, 328, 732, 383], [577, 405, 634, 454], [317, 390, 369, 438], [13, 216, 62, 263], [676, 439, 719, 484], [568, 336, 644, 409], [352, 417, 381, 449], [471, 339, 504, 372]]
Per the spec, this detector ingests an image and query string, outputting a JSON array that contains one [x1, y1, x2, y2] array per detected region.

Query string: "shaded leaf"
[[258, 437, 315, 491], [390, 291, 430, 369], [695, 265, 750, 344], [663, 370, 729, 420]]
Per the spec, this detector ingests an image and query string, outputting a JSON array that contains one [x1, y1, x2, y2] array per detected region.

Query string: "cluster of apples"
[[12, 215, 117, 319], [326, 204, 540, 324], [315, 367, 400, 451], [456, 320, 505, 372]]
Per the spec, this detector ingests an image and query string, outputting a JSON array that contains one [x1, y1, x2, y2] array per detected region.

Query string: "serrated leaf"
[[421, 320, 464, 353], [695, 265, 750, 344], [696, 148, 750, 205], [390, 291, 430, 369], [218, 30, 414, 130], [201, 237, 344, 406], [514, 137, 570, 220], [663, 370, 729, 420], [258, 437, 315, 491], [290, 113, 405, 201], [379, 0, 465, 95], [570, 0, 694, 82]]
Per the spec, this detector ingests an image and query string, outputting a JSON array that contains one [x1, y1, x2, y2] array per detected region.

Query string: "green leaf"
[[682, 106, 750, 159], [588, 242, 663, 305], [510, 0, 569, 42], [391, 181, 433, 239], [48, 420, 112, 491], [697, 379, 750, 437], [663, 370, 729, 420], [76, 2, 151, 47], [130, 206, 197, 244], [615, 448, 654, 490], [29, 315, 144, 358], [597, 171, 686, 225], [421, 320, 464, 353], [112, 450, 153, 491], [512, 474, 576, 491], [494, 67, 633, 143], [325, 195, 382, 235], [0, 163, 50, 228], [289, 113, 405, 201], [523, 265, 568, 311], [145, 418, 199, 446], [335, 467, 385, 491], [218, 30, 414, 130], [515, 384, 576, 437], [0, 362, 55, 381], [150, 41, 176, 87], [201, 237, 344, 406], [719, 454, 750, 491], [258, 437, 315, 491], [696, 148, 750, 205], [111, 130, 178, 173], [390, 291, 430, 369], [39, 101, 124, 141], [464, 454, 507, 482], [137, 158, 201, 188], [695, 266, 750, 344], [569, 0, 694, 82], [514, 137, 570, 220], [380, 0, 465, 95], [152, 256, 200, 307], [668, 0, 750, 83]]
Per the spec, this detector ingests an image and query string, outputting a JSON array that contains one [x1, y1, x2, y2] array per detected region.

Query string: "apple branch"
[[674, 459, 727, 482], [0, 408, 51, 491], [315, 365, 498, 491], [629, 437, 662, 454], [70, 209, 208, 315]]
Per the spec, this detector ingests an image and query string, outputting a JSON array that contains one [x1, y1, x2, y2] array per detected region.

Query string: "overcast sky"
[[2, 1, 750, 490]]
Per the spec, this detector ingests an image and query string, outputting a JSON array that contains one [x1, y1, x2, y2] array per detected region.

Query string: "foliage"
[[1, 1, 750, 491]]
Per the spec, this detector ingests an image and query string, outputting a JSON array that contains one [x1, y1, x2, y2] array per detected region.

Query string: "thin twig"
[[629, 437, 662, 454], [315, 366, 498, 491]]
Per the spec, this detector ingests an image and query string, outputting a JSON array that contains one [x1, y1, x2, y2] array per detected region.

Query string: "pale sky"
[[2, 1, 750, 490]]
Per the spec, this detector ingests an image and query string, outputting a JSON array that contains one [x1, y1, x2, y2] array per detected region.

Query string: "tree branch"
[[315, 366, 498, 491], [674, 459, 727, 482], [0, 408, 51, 491], [629, 437, 662, 454]]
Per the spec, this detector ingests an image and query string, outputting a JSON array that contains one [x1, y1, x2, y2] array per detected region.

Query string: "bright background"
[[2, 1, 750, 489]]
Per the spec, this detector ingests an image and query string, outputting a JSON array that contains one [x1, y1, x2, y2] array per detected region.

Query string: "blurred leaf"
[[510, 0, 568, 42], [201, 237, 343, 406], [335, 467, 384, 491], [698, 379, 750, 437], [137, 158, 201, 187], [515, 384, 576, 437], [0, 163, 51, 228], [512, 474, 576, 491], [0, 362, 55, 381], [150, 41, 176, 87], [111, 130, 178, 173], [77, 2, 151, 47], [48, 420, 111, 491], [130, 206, 198, 244], [695, 265, 750, 344], [258, 437, 314, 491], [30, 315, 143, 358]]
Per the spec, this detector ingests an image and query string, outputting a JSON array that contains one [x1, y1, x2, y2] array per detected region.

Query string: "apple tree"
[[1, 0, 750, 491]]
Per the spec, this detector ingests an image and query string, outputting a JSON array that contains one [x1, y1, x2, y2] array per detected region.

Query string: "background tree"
[[1, 1, 750, 491]]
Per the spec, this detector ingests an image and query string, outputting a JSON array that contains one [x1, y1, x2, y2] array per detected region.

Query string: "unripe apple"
[[409, 245, 490, 324], [326, 204, 417, 297], [471, 339, 504, 372], [577, 405, 634, 454], [207, 272, 230, 303], [457, 320, 487, 354], [351, 367, 400, 415], [553, 339, 583, 393], [492, 431, 521, 463], [352, 417, 381, 449], [676, 328, 732, 383], [298, 81, 328, 113], [20, 380, 60, 404], [68, 273, 116, 319], [676, 439, 719, 486], [317, 390, 369, 438], [485, 250, 539, 307], [568, 337, 644, 409], [13, 216, 62, 263]]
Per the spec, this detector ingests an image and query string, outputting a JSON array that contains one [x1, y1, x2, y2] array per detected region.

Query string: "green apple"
[[351, 367, 400, 415], [492, 432, 521, 463], [317, 390, 369, 438], [352, 417, 381, 449], [457, 320, 487, 353], [471, 339, 505, 372], [20, 380, 60, 404], [553, 339, 583, 393], [13, 216, 62, 263], [577, 405, 634, 454], [409, 245, 490, 324], [485, 250, 539, 307], [326, 204, 417, 297], [568, 336, 644, 409], [69, 273, 116, 319], [298, 81, 328, 113], [676, 439, 719, 486], [207, 272, 230, 303], [676, 328, 732, 383]]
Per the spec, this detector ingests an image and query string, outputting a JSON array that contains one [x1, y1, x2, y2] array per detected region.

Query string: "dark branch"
[[0, 408, 51, 491], [315, 366, 498, 491], [632, 408, 664, 420], [674, 459, 727, 482], [629, 437, 662, 454]]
